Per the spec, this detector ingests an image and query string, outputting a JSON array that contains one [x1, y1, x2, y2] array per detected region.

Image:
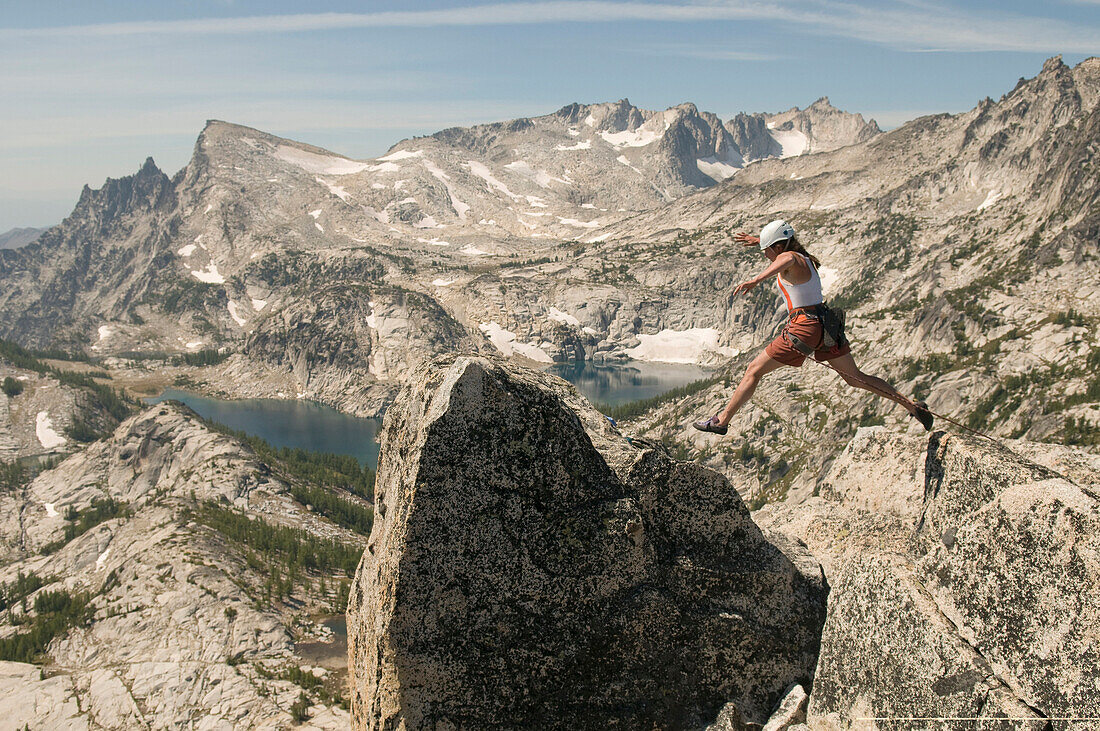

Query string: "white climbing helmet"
[[759, 219, 795, 250]]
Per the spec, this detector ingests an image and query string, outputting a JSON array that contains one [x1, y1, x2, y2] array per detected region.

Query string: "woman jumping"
[[693, 219, 932, 435]]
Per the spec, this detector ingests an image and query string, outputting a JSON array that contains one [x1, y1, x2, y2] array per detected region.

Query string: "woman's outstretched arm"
[[732, 252, 799, 296]]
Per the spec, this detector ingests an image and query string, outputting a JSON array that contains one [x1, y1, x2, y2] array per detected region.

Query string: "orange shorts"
[[765, 314, 851, 367]]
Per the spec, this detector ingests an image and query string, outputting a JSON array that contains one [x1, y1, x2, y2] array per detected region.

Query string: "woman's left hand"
[[733, 279, 758, 296]]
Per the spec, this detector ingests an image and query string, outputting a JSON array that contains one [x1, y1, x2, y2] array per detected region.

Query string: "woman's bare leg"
[[716, 351, 787, 426], [825, 353, 917, 414]]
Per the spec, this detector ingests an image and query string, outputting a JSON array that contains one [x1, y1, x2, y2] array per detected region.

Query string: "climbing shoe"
[[912, 402, 934, 432], [693, 413, 728, 436]]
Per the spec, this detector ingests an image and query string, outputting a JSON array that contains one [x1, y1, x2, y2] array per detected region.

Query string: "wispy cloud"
[[0, 3, 777, 38], [2, 1, 1098, 54], [639, 43, 783, 62]]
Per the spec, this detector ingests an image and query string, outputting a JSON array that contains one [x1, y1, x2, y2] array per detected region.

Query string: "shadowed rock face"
[[348, 355, 827, 729]]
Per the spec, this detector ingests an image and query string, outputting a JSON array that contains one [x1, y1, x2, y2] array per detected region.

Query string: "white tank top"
[[776, 254, 823, 312]]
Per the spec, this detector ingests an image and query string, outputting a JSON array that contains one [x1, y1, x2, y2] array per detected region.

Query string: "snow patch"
[[185, 341, 204, 350], [696, 156, 741, 181], [204, 204, 213, 214], [465, 161, 521, 201], [548, 307, 580, 327], [558, 217, 600, 228], [274, 145, 371, 175], [583, 326, 599, 336], [228, 301, 247, 327], [95, 547, 111, 572], [97, 326, 114, 341], [36, 412, 66, 449], [616, 155, 643, 175], [309, 209, 322, 219], [770, 128, 809, 158], [505, 160, 563, 188], [177, 244, 197, 257], [364, 206, 390, 224], [525, 195, 547, 208], [584, 114, 596, 127], [600, 126, 662, 148], [977, 189, 1002, 211], [556, 140, 592, 151], [431, 278, 456, 287], [626, 328, 736, 364], [460, 245, 489, 256], [366, 301, 378, 329], [479, 322, 553, 363], [369, 162, 400, 173], [44, 502, 59, 518], [315, 177, 351, 202], [251, 298, 267, 311], [422, 159, 470, 220], [417, 237, 451, 246], [315, 223, 325, 233], [585, 232, 612, 243], [377, 149, 423, 161], [414, 216, 443, 229], [191, 264, 225, 284]]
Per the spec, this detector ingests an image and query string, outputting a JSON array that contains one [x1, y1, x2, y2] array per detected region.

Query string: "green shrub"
[[175, 349, 231, 367], [1053, 309, 1088, 327], [0, 571, 52, 612], [66, 417, 104, 443], [189, 503, 363, 603], [290, 692, 310, 723], [0, 588, 94, 663], [41, 498, 129, 554], [2, 377, 24, 397], [1, 461, 28, 492], [1064, 417, 1100, 446]]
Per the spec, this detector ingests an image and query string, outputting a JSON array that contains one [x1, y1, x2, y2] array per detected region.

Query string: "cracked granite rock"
[[348, 355, 827, 729], [0, 403, 362, 729], [758, 427, 1100, 727]]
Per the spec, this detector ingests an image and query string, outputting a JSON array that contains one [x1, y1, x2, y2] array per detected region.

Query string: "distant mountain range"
[[0, 57, 1096, 453], [0, 227, 46, 250]]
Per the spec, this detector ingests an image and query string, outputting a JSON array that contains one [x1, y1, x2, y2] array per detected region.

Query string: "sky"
[[2, 0, 1099, 232]]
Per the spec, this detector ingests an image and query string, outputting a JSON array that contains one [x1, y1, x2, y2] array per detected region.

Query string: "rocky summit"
[[758, 428, 1100, 728], [347, 355, 828, 729], [347, 356, 1100, 729]]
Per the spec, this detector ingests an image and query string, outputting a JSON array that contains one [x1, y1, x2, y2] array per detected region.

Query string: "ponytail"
[[782, 236, 821, 268]]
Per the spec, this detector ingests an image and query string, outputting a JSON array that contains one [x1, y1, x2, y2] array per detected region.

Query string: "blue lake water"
[[146, 362, 710, 469], [547, 361, 711, 406], [145, 389, 382, 468]]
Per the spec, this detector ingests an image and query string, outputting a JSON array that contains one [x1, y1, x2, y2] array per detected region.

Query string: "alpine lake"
[[146, 360, 710, 470]]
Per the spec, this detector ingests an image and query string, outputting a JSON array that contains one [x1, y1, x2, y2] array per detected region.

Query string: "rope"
[[808, 358, 1002, 443]]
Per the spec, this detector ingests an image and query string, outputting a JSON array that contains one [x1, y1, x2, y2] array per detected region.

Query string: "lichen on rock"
[[348, 355, 828, 729]]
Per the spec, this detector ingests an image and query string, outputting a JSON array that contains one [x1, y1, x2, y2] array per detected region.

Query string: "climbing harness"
[[782, 303, 847, 353]]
